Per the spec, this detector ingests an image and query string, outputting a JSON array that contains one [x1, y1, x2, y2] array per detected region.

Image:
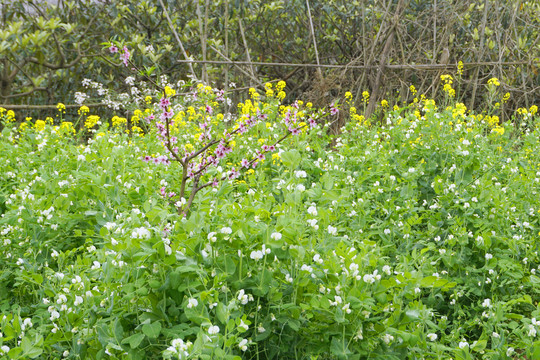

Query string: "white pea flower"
[[187, 298, 198, 309], [238, 338, 248, 351], [221, 227, 232, 234], [327, 225, 338, 236], [382, 333, 394, 344], [307, 219, 319, 229], [208, 325, 220, 335], [427, 333, 437, 341], [250, 250, 263, 261], [238, 319, 249, 331], [208, 232, 217, 242], [271, 232, 282, 241]]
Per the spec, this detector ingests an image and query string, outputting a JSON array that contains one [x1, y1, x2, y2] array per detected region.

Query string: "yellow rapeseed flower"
[[457, 61, 464, 76], [165, 86, 176, 97], [362, 91, 370, 103], [112, 116, 127, 127], [57, 103, 66, 113], [78, 105, 89, 115], [60, 122, 75, 134], [440, 74, 453, 84], [85, 115, 100, 129], [487, 78, 500, 86], [34, 120, 46, 131]]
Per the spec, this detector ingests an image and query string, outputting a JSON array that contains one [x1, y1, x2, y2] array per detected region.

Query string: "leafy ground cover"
[[0, 82, 540, 359]]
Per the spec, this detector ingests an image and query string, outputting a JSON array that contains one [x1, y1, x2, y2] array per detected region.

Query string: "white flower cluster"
[[363, 270, 381, 284], [250, 244, 271, 261], [237, 289, 254, 305], [131, 227, 151, 239], [166, 338, 192, 359]]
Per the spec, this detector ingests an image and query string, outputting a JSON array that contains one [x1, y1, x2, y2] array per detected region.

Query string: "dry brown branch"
[[158, 0, 198, 80]]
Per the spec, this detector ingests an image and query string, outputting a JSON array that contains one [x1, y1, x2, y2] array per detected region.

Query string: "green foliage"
[[1, 90, 540, 359]]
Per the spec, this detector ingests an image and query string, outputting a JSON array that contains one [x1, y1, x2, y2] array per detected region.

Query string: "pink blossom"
[[159, 98, 171, 111], [289, 127, 300, 136], [160, 111, 173, 120], [241, 159, 250, 168], [109, 44, 118, 53], [119, 46, 130, 66], [229, 168, 239, 180]]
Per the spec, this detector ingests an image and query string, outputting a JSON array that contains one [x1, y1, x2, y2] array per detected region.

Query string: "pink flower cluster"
[[142, 155, 171, 166]]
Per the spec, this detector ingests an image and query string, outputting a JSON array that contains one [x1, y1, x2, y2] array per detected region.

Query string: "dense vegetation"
[[1, 1, 540, 359], [1, 0, 539, 120], [1, 69, 540, 358]]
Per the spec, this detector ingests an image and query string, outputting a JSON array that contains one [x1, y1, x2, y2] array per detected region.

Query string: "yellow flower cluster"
[[78, 106, 89, 115], [0, 107, 16, 122], [276, 81, 286, 101], [112, 116, 127, 127], [165, 86, 176, 97], [249, 87, 260, 100], [265, 82, 274, 97], [457, 61, 464, 76], [409, 85, 417, 96], [487, 78, 500, 87], [362, 91, 370, 103], [491, 126, 504, 135], [485, 115, 499, 127], [441, 74, 455, 98], [34, 120, 46, 131], [85, 115, 100, 129], [451, 103, 467, 119], [57, 103, 66, 113], [59, 122, 76, 134], [131, 109, 143, 125]]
